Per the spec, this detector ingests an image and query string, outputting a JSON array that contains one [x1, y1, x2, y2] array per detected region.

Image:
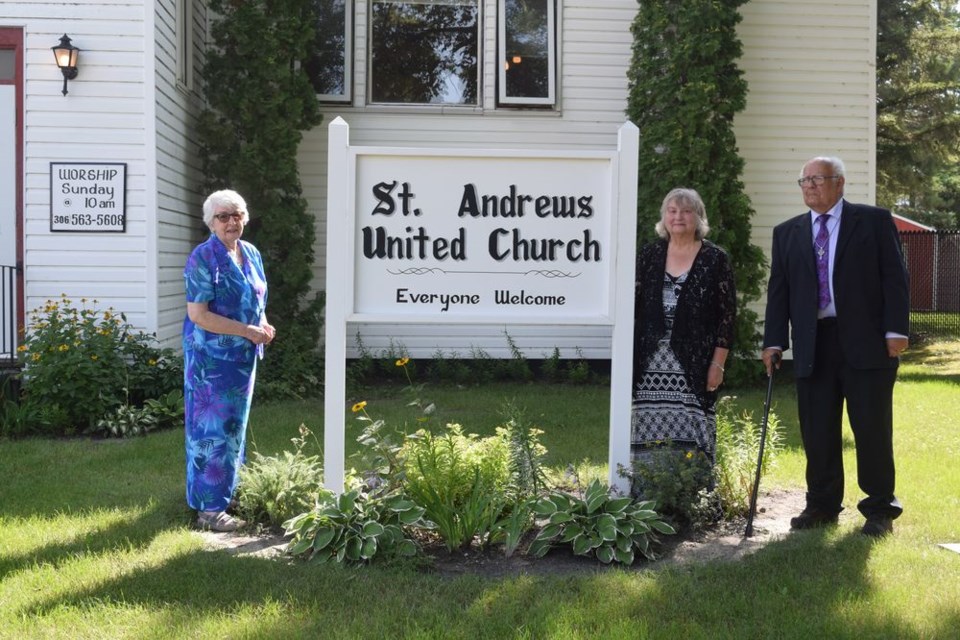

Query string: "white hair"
[[202, 189, 250, 229]]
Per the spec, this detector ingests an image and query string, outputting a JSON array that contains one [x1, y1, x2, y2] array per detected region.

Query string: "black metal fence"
[[1, 264, 19, 366], [899, 230, 960, 340]]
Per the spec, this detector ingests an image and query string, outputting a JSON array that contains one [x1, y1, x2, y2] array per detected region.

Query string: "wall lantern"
[[52, 34, 80, 96]]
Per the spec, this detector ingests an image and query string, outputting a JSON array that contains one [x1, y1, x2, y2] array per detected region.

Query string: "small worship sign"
[[50, 162, 127, 232]]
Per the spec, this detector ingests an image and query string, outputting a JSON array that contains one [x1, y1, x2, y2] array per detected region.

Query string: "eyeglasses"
[[214, 212, 243, 223], [797, 175, 840, 187]]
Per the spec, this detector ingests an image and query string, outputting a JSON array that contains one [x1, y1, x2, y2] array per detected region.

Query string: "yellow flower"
[[91, 355, 98, 361], [685, 451, 694, 459], [103, 311, 112, 320], [31, 353, 40, 362], [148, 359, 157, 366], [58, 344, 69, 352], [17, 345, 27, 352], [395, 357, 410, 367], [351, 401, 367, 413]]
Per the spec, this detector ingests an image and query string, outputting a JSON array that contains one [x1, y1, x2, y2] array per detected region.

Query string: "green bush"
[[401, 423, 511, 551], [528, 479, 675, 564], [284, 489, 426, 564], [714, 398, 783, 517], [17, 296, 182, 435], [236, 424, 327, 527], [625, 445, 720, 530]]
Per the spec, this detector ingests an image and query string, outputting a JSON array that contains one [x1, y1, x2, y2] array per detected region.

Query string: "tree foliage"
[[198, 0, 325, 398], [626, 0, 766, 384], [877, 0, 960, 228]]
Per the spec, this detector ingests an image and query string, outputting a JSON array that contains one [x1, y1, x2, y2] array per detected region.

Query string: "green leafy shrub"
[[284, 489, 426, 564], [540, 347, 563, 383], [92, 390, 185, 438], [236, 424, 327, 527], [425, 349, 472, 385], [528, 479, 675, 564], [17, 296, 182, 435], [401, 423, 510, 551], [625, 445, 720, 529], [714, 398, 783, 517]]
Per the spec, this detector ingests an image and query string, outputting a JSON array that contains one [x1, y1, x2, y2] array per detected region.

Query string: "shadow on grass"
[[0, 497, 188, 581], [14, 526, 953, 638]]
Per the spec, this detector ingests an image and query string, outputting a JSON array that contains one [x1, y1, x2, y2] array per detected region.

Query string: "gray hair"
[[801, 156, 846, 178], [202, 189, 250, 229], [655, 187, 710, 240]]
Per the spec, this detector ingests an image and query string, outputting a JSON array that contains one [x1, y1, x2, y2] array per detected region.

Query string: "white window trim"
[[366, 0, 481, 107], [176, 0, 194, 91], [496, 0, 555, 106], [318, 0, 354, 103]]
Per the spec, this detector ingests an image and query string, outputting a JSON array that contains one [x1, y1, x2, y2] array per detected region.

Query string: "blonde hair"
[[655, 187, 709, 240]]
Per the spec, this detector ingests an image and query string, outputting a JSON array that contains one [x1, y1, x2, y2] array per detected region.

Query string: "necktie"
[[815, 214, 831, 309]]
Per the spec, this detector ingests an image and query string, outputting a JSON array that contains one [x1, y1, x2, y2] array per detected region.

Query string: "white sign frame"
[[324, 117, 638, 494]]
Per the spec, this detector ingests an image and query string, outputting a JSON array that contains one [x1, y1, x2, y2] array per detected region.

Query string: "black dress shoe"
[[790, 509, 840, 530], [861, 516, 894, 538]]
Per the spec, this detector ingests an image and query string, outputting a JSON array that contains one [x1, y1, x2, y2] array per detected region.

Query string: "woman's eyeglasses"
[[214, 212, 243, 223]]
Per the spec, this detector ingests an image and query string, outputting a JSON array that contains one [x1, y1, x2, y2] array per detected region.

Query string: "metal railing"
[[1, 264, 19, 366], [900, 230, 960, 340]]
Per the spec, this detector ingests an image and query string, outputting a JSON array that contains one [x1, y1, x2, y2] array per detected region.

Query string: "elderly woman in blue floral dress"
[[183, 189, 275, 531]]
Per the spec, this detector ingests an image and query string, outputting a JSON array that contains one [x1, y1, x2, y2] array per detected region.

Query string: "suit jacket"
[[762, 200, 909, 377], [634, 239, 737, 409]]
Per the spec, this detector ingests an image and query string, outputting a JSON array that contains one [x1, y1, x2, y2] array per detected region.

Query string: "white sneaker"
[[196, 511, 245, 532]]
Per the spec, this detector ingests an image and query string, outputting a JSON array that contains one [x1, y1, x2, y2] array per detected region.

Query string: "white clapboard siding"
[[152, 0, 207, 346], [13, 1, 154, 333]]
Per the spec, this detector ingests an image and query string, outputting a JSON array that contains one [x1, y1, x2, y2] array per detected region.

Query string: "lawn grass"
[[1, 342, 959, 639]]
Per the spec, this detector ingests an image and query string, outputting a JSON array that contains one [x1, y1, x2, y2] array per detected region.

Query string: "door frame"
[[0, 27, 24, 346]]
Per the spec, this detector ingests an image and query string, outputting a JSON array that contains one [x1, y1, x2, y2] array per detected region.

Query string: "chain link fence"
[[900, 230, 960, 341]]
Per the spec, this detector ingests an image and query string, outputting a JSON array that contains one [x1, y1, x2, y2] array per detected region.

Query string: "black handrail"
[[0, 264, 18, 365]]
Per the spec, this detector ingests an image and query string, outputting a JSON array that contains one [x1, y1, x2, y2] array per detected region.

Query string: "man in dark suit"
[[762, 156, 910, 538]]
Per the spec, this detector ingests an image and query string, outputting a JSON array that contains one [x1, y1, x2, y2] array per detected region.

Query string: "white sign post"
[[324, 117, 638, 494]]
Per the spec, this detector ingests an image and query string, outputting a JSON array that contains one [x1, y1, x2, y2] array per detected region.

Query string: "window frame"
[[366, 0, 481, 107], [314, 0, 354, 103], [496, 0, 556, 107], [175, 0, 194, 91]]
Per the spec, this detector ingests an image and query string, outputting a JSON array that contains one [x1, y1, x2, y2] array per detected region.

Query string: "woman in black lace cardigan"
[[631, 188, 736, 490]]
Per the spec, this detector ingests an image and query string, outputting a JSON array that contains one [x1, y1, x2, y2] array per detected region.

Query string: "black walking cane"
[[745, 352, 780, 537]]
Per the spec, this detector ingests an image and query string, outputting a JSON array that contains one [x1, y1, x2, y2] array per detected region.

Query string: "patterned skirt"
[[183, 349, 257, 512], [631, 339, 716, 472]]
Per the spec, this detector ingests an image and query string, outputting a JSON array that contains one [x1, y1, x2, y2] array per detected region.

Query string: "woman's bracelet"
[[710, 361, 725, 373]]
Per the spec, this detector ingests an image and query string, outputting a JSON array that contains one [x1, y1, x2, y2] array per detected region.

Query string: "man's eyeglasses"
[[214, 212, 243, 223], [797, 175, 840, 187]]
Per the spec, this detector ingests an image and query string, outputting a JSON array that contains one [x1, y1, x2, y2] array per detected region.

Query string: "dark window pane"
[[306, 0, 348, 97], [504, 0, 549, 99], [0, 50, 14, 81], [371, 0, 478, 105]]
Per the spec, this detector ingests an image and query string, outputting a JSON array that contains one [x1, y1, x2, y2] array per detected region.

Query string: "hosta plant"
[[528, 479, 675, 565], [284, 489, 426, 564]]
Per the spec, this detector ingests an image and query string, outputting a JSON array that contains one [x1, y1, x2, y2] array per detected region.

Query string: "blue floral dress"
[[182, 234, 268, 512]]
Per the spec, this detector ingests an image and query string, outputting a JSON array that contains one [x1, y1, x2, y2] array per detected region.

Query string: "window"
[[498, 0, 555, 106], [369, 0, 479, 105], [176, 0, 194, 90], [305, 0, 353, 101]]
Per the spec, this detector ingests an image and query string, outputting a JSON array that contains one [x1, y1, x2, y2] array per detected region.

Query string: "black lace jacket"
[[633, 239, 737, 410]]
